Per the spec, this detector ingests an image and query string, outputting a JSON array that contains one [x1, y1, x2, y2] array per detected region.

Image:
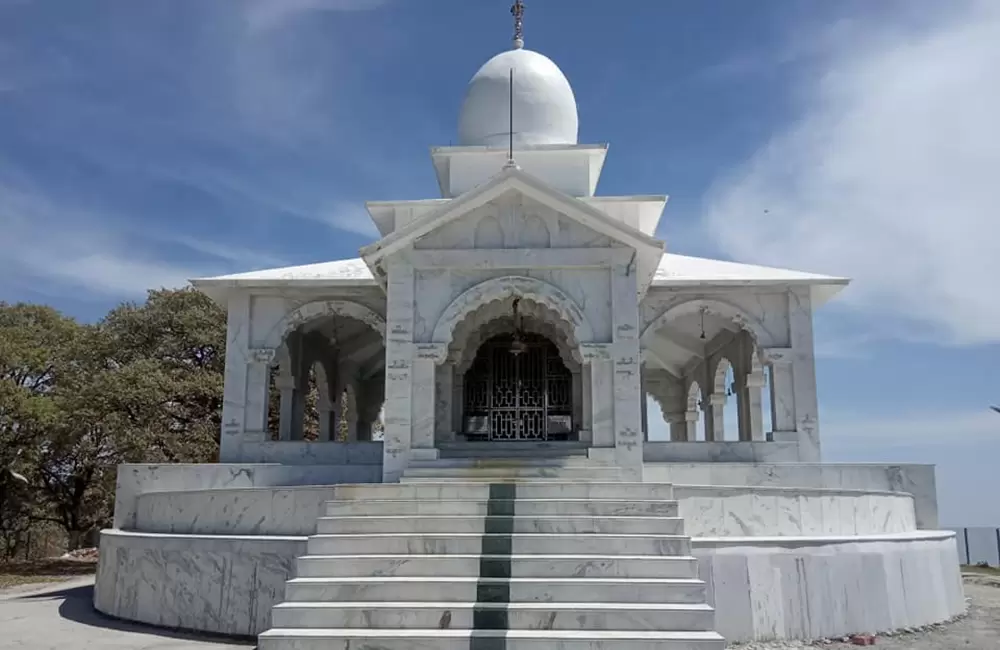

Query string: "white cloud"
[[704, 1, 1000, 345], [0, 182, 273, 298], [243, 0, 389, 33], [315, 200, 380, 239]]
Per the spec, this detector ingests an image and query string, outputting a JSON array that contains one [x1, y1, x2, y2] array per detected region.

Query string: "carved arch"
[[432, 276, 594, 349], [265, 300, 386, 350], [641, 297, 775, 354]]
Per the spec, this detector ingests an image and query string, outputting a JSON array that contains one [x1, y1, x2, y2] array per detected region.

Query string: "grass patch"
[[962, 564, 1000, 576], [0, 558, 97, 590]]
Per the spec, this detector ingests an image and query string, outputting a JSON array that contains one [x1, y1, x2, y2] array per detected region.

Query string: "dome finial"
[[511, 0, 525, 49]]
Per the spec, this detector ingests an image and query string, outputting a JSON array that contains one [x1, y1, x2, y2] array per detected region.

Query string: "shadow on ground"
[[19, 583, 253, 646]]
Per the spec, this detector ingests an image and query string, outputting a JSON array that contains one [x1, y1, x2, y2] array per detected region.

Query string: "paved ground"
[[0, 577, 253, 650], [1, 575, 997, 649]]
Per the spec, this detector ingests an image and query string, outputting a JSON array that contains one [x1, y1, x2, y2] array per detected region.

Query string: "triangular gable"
[[360, 166, 665, 277]]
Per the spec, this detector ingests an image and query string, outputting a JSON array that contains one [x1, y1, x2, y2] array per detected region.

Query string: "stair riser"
[[402, 469, 625, 481], [271, 606, 714, 631], [284, 582, 707, 604], [408, 457, 598, 468], [306, 535, 691, 556], [257, 637, 725, 650], [331, 483, 675, 501], [323, 500, 679, 517], [314, 517, 684, 535], [296, 555, 699, 579]]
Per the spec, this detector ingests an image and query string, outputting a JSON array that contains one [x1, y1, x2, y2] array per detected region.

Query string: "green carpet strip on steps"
[[471, 482, 517, 649]]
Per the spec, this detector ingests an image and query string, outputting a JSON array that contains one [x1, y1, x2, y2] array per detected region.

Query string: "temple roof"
[[191, 253, 849, 306]]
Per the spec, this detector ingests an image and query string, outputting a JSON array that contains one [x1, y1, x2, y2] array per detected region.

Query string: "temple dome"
[[457, 48, 578, 148]]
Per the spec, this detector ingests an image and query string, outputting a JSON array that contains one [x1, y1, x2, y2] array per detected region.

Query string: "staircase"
[[258, 468, 725, 649]]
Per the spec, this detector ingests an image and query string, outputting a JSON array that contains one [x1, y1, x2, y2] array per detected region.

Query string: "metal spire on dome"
[[511, 0, 525, 49]]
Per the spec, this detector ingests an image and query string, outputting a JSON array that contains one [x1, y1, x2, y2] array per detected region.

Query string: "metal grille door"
[[463, 333, 572, 441]]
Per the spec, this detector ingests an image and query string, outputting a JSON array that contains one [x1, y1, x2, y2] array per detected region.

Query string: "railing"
[[952, 527, 1000, 566]]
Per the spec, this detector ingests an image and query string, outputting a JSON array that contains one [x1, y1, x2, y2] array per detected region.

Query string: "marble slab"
[[114, 463, 380, 529], [693, 531, 965, 642], [643, 442, 801, 463], [136, 487, 340, 536], [645, 462, 939, 529], [94, 529, 307, 637], [675, 485, 915, 537]]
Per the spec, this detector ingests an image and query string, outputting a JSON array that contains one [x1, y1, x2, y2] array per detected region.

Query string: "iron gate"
[[463, 333, 573, 440]]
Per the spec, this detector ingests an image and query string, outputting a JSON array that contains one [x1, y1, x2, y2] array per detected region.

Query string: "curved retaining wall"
[[95, 529, 964, 641], [94, 529, 305, 637], [694, 531, 965, 641]]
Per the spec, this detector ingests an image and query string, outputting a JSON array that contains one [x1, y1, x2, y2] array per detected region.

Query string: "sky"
[[1, 0, 998, 525]]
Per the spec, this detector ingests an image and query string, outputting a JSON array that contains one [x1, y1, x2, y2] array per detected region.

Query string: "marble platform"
[[94, 460, 964, 643]]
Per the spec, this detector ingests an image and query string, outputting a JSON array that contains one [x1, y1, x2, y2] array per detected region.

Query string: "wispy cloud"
[[0, 1, 399, 301], [823, 408, 1000, 449], [704, 1, 1000, 346], [243, 0, 389, 33]]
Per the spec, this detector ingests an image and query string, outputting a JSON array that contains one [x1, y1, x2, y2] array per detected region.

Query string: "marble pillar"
[[589, 358, 615, 448], [276, 373, 296, 442], [789, 287, 822, 461], [709, 394, 726, 441], [382, 262, 415, 482], [685, 409, 700, 441], [747, 370, 765, 441], [668, 412, 688, 442], [410, 357, 438, 460], [435, 363, 454, 443], [769, 357, 796, 437], [639, 372, 649, 442], [611, 265, 643, 479], [219, 294, 251, 462]]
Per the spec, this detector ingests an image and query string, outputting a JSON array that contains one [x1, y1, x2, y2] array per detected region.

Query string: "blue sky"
[[1, 0, 997, 525]]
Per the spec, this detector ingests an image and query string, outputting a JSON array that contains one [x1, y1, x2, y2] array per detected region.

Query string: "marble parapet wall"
[[677, 485, 916, 537], [113, 455, 381, 530], [136, 486, 338, 536], [645, 462, 939, 529]]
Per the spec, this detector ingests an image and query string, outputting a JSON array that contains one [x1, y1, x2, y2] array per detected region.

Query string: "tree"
[[0, 303, 81, 556]]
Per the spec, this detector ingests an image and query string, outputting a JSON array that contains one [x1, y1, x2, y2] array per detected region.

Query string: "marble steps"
[[323, 497, 680, 517], [329, 481, 675, 501], [306, 532, 692, 556], [270, 600, 716, 631], [282, 576, 709, 604], [402, 465, 626, 481], [295, 553, 701, 579], [313, 514, 685, 535], [257, 628, 726, 650], [261, 479, 722, 650]]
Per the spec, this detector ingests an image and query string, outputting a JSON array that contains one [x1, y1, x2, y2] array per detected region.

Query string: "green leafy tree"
[[0, 303, 80, 556]]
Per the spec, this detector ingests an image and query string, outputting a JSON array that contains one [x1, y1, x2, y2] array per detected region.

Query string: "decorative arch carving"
[[265, 300, 386, 350], [712, 356, 733, 395], [432, 276, 594, 349], [641, 297, 774, 354]]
